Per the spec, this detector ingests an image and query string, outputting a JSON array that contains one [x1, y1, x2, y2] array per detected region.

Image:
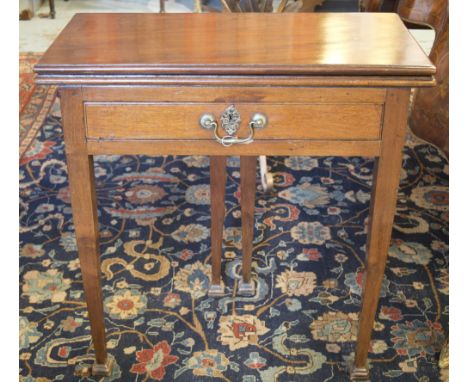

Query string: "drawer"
[[84, 102, 383, 141]]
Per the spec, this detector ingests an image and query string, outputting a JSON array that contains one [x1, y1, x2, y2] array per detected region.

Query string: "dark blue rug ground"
[[20, 99, 448, 381]]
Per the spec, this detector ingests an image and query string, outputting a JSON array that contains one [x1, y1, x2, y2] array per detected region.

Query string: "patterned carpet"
[[19, 52, 57, 158], [19, 61, 448, 381]]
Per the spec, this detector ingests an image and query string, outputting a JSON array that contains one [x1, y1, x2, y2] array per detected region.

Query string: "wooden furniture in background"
[[35, 13, 435, 380], [399, 0, 449, 156], [360, 0, 383, 11], [361, 0, 401, 11], [362, 0, 449, 155]]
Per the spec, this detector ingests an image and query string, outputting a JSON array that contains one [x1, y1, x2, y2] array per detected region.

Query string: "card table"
[[35, 13, 435, 379]]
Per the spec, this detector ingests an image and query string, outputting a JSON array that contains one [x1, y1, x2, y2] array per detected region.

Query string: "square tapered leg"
[[208, 156, 227, 296], [238, 156, 257, 296], [60, 88, 109, 375], [351, 89, 411, 380]]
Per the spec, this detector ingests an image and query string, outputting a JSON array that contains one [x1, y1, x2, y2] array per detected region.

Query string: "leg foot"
[[92, 358, 113, 376], [208, 283, 225, 297], [75, 358, 113, 377], [350, 364, 370, 381], [238, 280, 255, 296]]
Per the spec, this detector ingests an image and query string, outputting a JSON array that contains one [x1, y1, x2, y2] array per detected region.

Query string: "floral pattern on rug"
[[20, 52, 42, 112], [19, 52, 57, 157], [19, 104, 448, 381]]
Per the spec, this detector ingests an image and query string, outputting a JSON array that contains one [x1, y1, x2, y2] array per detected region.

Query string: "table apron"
[[76, 85, 388, 157], [85, 139, 382, 157]]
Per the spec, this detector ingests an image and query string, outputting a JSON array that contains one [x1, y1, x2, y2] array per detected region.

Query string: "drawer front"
[[85, 102, 383, 141]]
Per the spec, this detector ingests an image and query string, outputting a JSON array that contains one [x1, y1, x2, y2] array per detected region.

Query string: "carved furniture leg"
[[238, 156, 257, 295], [351, 89, 411, 380], [208, 156, 227, 296], [60, 88, 111, 376]]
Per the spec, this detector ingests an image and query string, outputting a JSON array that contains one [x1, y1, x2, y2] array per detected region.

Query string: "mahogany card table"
[[35, 13, 435, 380]]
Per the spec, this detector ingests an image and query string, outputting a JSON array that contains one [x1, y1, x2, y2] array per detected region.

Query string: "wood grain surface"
[[59, 87, 108, 367], [240, 156, 257, 287], [84, 102, 383, 141], [38, 12, 435, 379], [210, 156, 227, 289], [35, 13, 434, 77], [353, 88, 411, 375]]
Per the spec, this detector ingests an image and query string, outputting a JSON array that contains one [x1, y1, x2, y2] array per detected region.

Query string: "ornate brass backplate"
[[220, 105, 241, 136]]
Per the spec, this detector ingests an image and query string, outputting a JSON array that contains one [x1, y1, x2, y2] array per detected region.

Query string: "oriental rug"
[[19, 90, 448, 381]]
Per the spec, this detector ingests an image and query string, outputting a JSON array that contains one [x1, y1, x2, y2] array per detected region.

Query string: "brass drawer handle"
[[200, 105, 267, 147]]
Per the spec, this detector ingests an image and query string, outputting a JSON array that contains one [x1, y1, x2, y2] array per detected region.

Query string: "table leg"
[[60, 89, 111, 375], [239, 156, 257, 295], [208, 156, 227, 296], [351, 89, 411, 380], [48, 0, 55, 19]]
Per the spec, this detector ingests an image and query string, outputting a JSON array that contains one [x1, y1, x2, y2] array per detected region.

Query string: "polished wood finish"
[[361, 0, 449, 155], [352, 88, 411, 378], [208, 156, 227, 296], [35, 13, 435, 378], [409, 14, 448, 155], [239, 156, 257, 295], [85, 102, 383, 141], [81, 86, 387, 104], [398, 0, 447, 31], [86, 139, 383, 157], [87, 139, 381, 157], [59, 88, 109, 371], [80, 85, 385, 156], [36, 75, 435, 87], [36, 13, 434, 77]]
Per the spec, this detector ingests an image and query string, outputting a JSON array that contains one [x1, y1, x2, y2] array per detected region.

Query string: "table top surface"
[[35, 13, 435, 77]]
